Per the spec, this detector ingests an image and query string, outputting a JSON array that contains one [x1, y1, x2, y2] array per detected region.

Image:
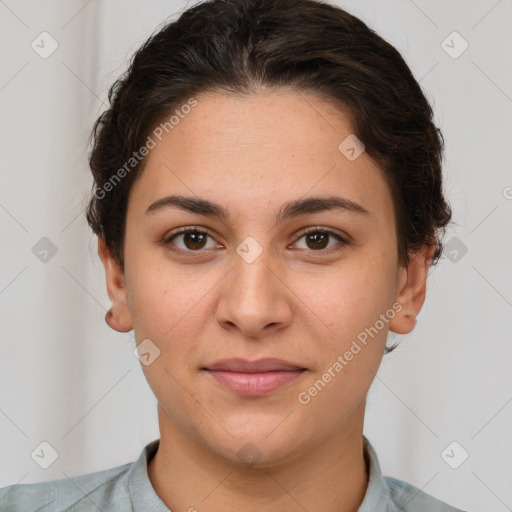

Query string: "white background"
[[1, 1, 511, 511]]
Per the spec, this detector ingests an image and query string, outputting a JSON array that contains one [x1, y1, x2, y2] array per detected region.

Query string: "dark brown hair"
[[86, 0, 452, 276]]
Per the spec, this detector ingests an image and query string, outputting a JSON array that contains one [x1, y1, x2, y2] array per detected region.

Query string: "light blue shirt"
[[0, 436, 466, 511]]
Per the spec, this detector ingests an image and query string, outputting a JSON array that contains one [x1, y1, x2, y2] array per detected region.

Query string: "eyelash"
[[162, 226, 350, 255]]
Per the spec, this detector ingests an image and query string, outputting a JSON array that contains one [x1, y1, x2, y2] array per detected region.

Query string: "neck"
[[147, 404, 369, 512]]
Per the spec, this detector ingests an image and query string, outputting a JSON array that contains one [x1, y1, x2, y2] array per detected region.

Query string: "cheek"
[[300, 257, 397, 344], [127, 262, 219, 404], [129, 267, 202, 405], [295, 270, 389, 421], [127, 253, 209, 339]]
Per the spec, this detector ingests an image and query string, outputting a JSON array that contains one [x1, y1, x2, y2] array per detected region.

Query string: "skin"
[[98, 88, 435, 512]]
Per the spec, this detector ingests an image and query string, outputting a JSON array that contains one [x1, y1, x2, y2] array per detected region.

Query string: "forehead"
[[127, 89, 394, 225]]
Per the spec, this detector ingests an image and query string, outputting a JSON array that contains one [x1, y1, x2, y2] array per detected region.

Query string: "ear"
[[97, 236, 133, 333], [389, 244, 436, 335]]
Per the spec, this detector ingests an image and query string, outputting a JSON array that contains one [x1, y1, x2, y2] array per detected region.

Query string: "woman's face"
[[101, 89, 426, 466]]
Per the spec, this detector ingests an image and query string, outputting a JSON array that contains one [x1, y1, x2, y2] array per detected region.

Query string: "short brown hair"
[[86, 0, 452, 275]]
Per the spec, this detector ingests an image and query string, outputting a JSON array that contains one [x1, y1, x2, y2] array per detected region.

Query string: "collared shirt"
[[0, 436, 466, 511]]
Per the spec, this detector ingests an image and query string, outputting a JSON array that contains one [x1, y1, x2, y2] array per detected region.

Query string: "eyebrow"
[[145, 194, 370, 222]]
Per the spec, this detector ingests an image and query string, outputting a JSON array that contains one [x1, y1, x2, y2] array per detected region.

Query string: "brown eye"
[[180, 231, 208, 250], [294, 228, 348, 252], [164, 228, 218, 252], [305, 232, 329, 250]]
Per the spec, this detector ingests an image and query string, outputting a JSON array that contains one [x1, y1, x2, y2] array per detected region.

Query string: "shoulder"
[[361, 436, 466, 512], [384, 476, 467, 512], [0, 462, 133, 512]]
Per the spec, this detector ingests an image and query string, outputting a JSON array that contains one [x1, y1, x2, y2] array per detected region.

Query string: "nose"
[[215, 243, 293, 339]]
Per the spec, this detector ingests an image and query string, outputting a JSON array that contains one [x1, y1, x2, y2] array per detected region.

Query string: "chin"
[[203, 425, 307, 469]]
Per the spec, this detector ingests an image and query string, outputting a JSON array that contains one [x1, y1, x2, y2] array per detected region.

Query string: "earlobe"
[[389, 244, 436, 335], [105, 308, 132, 333], [97, 236, 133, 333]]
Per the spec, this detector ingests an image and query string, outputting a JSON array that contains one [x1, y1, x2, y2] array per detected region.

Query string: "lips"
[[204, 357, 306, 372], [202, 358, 307, 396]]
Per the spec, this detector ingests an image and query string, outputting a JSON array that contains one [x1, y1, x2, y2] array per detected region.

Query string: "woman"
[[0, 0, 464, 510]]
